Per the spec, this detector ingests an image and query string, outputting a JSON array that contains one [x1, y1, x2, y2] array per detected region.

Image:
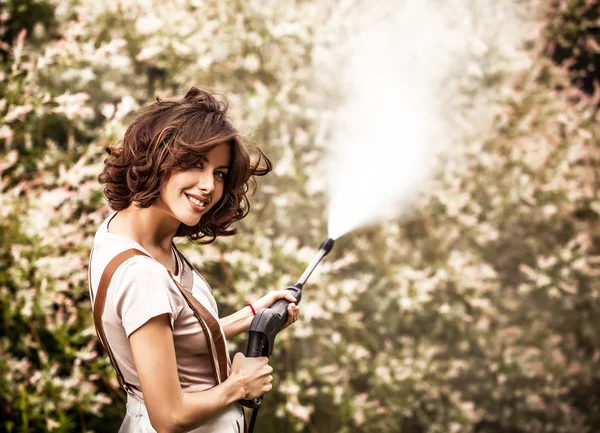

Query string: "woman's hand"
[[250, 290, 300, 329], [229, 353, 273, 400]]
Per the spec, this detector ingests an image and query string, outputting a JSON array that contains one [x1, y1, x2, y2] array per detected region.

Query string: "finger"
[[281, 304, 297, 328], [283, 314, 293, 329], [287, 304, 296, 320], [282, 291, 297, 303]]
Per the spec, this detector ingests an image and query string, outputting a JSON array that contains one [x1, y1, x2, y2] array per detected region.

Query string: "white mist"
[[316, 0, 526, 240]]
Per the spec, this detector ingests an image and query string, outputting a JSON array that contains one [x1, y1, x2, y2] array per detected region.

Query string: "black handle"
[[239, 286, 302, 408], [240, 332, 268, 408], [240, 395, 263, 409], [238, 238, 334, 429]]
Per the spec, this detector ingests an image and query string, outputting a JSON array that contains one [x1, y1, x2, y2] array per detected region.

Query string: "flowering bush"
[[1, 0, 599, 432], [545, 0, 600, 97]]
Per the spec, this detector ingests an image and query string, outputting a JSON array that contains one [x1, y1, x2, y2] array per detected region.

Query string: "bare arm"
[[219, 291, 300, 339], [219, 305, 254, 339], [129, 314, 272, 433]]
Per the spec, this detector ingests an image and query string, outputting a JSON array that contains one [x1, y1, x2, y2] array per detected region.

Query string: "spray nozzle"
[[319, 237, 335, 255], [296, 237, 335, 287]]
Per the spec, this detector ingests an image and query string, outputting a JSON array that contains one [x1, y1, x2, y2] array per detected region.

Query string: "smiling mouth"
[[187, 195, 207, 207], [186, 194, 208, 212]]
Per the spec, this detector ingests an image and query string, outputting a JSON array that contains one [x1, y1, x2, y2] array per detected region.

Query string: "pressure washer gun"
[[240, 238, 335, 429]]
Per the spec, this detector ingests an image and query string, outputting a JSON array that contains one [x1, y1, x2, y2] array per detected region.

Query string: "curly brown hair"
[[98, 87, 272, 243]]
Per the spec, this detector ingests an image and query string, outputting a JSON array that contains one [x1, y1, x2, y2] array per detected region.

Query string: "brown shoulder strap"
[[171, 245, 230, 382], [93, 249, 148, 396], [92, 248, 229, 393], [169, 275, 230, 384], [171, 247, 239, 426]]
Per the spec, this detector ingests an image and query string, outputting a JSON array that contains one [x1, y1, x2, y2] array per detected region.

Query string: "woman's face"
[[159, 142, 231, 227]]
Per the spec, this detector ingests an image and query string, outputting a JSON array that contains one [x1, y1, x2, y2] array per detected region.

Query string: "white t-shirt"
[[88, 211, 244, 432]]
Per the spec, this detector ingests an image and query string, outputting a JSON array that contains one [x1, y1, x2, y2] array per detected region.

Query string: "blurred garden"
[[1, 0, 599, 432]]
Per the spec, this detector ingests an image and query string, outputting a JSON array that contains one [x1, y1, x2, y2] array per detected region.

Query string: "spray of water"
[[316, 0, 525, 240]]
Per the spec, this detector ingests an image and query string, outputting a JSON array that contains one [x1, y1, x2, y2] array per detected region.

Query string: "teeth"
[[188, 196, 206, 207]]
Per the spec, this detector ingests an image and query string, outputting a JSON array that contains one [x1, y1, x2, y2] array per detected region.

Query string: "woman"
[[88, 87, 299, 433]]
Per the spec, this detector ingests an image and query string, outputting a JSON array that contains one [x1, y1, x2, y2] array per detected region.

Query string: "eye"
[[215, 171, 227, 180], [195, 161, 204, 169]]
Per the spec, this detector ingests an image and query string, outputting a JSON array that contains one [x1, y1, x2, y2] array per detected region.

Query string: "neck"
[[116, 202, 181, 253]]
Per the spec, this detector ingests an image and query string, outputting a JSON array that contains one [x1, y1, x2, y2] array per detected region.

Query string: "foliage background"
[[0, 0, 599, 432]]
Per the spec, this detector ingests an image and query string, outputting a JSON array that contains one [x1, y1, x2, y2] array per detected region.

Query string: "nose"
[[197, 171, 215, 194]]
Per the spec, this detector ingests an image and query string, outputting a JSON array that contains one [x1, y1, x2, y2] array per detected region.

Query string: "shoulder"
[[110, 254, 185, 334], [114, 254, 175, 287]]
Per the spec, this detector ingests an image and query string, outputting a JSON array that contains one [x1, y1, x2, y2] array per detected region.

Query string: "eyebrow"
[[197, 155, 229, 170]]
